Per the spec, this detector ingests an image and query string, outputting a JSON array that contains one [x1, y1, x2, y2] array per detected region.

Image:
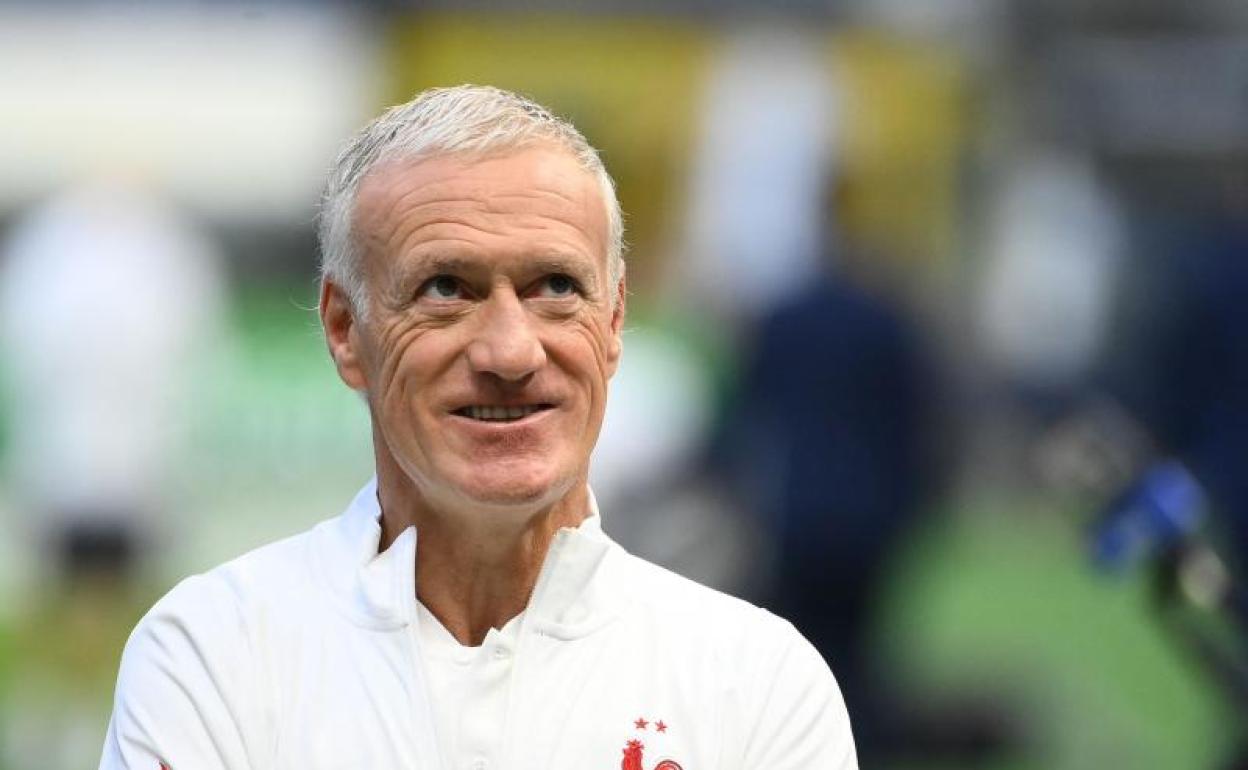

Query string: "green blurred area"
[[0, 286, 1237, 769], [876, 498, 1236, 769]]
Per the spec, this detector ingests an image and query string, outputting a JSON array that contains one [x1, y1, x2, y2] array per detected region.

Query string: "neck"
[[374, 456, 590, 647]]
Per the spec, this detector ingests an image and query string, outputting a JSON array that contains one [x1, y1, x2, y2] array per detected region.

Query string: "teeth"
[[464, 405, 543, 421]]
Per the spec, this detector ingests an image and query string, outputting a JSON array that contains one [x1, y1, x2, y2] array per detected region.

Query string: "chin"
[[452, 462, 574, 510]]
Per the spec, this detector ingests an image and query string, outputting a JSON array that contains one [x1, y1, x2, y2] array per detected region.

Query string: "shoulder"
[[608, 549, 832, 690], [613, 548, 793, 639], [149, 525, 319, 625], [606, 550, 858, 767], [206, 525, 324, 603], [124, 528, 309, 659], [105, 523, 334, 757], [125, 517, 336, 674], [104, 534, 311, 768]]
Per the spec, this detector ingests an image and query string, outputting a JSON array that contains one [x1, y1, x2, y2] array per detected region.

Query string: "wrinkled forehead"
[[352, 146, 609, 270]]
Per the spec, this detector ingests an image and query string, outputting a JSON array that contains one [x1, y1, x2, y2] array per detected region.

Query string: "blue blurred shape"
[[1092, 460, 1207, 572]]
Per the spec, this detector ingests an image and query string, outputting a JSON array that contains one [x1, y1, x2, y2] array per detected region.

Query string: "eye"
[[536, 273, 580, 299], [417, 275, 465, 301]]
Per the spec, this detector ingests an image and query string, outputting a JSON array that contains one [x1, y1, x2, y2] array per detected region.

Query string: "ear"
[[605, 275, 626, 378], [319, 280, 369, 391]]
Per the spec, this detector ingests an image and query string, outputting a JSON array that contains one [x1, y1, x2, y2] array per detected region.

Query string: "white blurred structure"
[[978, 151, 1125, 389], [591, 326, 714, 509], [0, 180, 227, 561], [678, 24, 842, 324], [0, 5, 380, 222]]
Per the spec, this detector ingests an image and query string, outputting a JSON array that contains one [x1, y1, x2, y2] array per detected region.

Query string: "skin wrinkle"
[[353, 152, 613, 306], [395, 219, 599, 268], [321, 145, 622, 646], [364, 178, 590, 257], [384, 256, 600, 316], [366, 216, 604, 312]]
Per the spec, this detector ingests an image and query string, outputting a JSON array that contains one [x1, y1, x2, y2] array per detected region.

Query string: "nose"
[[465, 291, 547, 382]]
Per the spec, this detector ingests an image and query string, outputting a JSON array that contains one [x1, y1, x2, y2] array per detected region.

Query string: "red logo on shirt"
[[621, 717, 683, 770]]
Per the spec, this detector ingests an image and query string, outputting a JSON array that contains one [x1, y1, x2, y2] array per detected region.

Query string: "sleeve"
[[99, 574, 258, 770], [740, 619, 859, 770]]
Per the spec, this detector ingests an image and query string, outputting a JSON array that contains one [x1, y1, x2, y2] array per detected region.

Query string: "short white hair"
[[318, 85, 625, 315]]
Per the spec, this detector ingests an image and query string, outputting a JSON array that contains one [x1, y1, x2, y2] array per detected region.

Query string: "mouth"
[[451, 404, 556, 423]]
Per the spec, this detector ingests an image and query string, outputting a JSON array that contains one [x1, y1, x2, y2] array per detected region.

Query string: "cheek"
[[556, 321, 617, 396], [374, 325, 458, 415]]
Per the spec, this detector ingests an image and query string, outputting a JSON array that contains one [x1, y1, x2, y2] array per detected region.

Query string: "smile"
[[453, 404, 555, 422]]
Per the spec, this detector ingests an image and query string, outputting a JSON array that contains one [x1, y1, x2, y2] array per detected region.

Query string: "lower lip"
[[446, 407, 557, 433]]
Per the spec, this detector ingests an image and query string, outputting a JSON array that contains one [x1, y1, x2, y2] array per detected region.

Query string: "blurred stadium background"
[[0, 2, 1245, 768]]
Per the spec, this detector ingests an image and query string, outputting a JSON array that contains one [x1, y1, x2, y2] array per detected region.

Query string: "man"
[[99, 85, 857, 769]]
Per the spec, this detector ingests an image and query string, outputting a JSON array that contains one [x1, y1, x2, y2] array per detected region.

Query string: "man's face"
[[326, 146, 623, 513]]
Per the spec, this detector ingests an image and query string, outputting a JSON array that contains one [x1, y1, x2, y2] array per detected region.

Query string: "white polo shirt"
[[100, 480, 857, 769], [415, 600, 525, 770]]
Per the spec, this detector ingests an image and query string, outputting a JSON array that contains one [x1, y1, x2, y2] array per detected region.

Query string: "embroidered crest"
[[620, 717, 683, 770]]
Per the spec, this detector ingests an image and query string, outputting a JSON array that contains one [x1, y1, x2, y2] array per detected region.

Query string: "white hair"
[[318, 85, 625, 315]]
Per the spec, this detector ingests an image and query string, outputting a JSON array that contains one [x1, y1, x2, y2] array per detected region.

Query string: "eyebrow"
[[391, 254, 479, 289], [415, 255, 477, 275], [395, 252, 601, 290], [532, 255, 597, 275]]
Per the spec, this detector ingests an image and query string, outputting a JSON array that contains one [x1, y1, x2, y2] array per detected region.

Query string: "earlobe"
[[320, 280, 368, 391]]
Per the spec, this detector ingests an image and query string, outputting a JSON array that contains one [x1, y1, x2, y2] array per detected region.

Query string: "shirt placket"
[[455, 626, 517, 770]]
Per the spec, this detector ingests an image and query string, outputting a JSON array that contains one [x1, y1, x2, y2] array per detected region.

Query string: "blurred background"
[[1, 1, 1245, 768]]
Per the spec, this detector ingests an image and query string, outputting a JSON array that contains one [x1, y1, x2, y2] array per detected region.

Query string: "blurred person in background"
[[587, 21, 841, 615], [0, 178, 227, 769], [0, 180, 226, 581], [678, 24, 836, 330], [682, 30, 990, 761], [99, 85, 858, 770], [712, 172, 946, 762], [978, 150, 1125, 422]]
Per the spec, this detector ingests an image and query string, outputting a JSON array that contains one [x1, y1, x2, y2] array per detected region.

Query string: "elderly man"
[[99, 85, 857, 770]]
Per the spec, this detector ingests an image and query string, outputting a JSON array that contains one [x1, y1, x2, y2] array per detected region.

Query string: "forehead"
[[353, 146, 609, 272]]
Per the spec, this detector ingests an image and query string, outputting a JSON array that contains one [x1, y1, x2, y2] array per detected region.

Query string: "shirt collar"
[[314, 477, 621, 637]]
